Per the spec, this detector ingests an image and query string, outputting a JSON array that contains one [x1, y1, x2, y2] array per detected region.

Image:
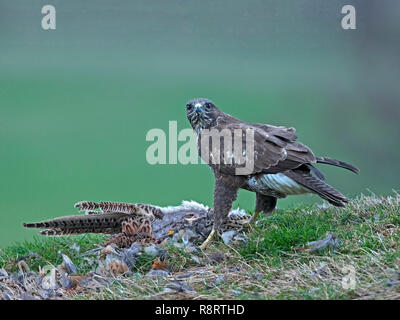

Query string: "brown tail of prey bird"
[[186, 98, 359, 250]]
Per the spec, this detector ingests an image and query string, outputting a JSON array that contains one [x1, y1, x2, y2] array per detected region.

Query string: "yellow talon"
[[199, 228, 216, 250]]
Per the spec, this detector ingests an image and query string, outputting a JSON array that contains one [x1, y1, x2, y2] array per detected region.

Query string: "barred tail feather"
[[23, 213, 128, 236]]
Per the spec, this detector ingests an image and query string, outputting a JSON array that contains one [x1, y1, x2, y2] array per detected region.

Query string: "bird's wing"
[[284, 169, 348, 206], [201, 121, 316, 176]]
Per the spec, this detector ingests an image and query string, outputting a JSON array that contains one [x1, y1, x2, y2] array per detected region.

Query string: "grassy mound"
[[1, 194, 400, 300]]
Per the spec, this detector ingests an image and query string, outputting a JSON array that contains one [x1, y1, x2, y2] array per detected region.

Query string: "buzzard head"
[[186, 98, 220, 133]]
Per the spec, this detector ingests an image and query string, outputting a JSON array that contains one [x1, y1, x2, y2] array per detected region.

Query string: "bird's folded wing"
[[284, 169, 348, 206], [207, 122, 316, 175]]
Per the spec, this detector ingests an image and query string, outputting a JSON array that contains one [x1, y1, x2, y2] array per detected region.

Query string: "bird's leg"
[[199, 177, 240, 250], [249, 194, 277, 225]]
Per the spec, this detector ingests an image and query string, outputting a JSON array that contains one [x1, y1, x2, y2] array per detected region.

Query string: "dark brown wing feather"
[[284, 169, 349, 207], [201, 118, 316, 176], [251, 123, 298, 141]]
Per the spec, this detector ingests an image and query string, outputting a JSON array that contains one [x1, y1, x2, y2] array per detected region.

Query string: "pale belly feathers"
[[247, 173, 310, 198]]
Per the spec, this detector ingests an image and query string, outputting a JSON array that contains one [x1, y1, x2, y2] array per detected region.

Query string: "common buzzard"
[[186, 98, 359, 249]]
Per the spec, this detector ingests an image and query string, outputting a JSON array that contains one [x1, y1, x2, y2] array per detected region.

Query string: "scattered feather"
[[152, 259, 168, 271], [146, 269, 169, 278], [300, 233, 340, 252], [60, 254, 77, 275], [221, 230, 237, 245]]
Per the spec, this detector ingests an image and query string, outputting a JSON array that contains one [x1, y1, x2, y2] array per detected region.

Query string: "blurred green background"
[[1, 1, 399, 247]]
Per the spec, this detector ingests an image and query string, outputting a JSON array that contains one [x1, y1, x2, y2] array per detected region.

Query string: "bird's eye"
[[186, 104, 193, 111], [205, 103, 211, 110]]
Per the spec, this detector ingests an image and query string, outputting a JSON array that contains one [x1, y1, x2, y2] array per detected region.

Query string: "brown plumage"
[[186, 98, 359, 249]]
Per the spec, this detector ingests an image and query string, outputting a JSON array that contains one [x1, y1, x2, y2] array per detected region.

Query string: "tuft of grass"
[[239, 204, 334, 260]]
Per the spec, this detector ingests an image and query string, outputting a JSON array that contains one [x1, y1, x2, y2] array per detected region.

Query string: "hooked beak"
[[195, 106, 204, 115]]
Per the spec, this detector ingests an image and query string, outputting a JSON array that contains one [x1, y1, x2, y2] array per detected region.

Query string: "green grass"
[[239, 205, 334, 258], [1, 193, 400, 300], [0, 234, 107, 274]]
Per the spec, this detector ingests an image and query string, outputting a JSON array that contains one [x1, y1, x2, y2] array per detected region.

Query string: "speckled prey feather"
[[23, 213, 128, 235]]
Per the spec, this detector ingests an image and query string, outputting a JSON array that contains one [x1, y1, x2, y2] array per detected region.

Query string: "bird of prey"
[[186, 98, 359, 249]]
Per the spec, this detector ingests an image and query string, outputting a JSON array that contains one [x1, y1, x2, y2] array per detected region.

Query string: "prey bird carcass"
[[23, 200, 251, 248]]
